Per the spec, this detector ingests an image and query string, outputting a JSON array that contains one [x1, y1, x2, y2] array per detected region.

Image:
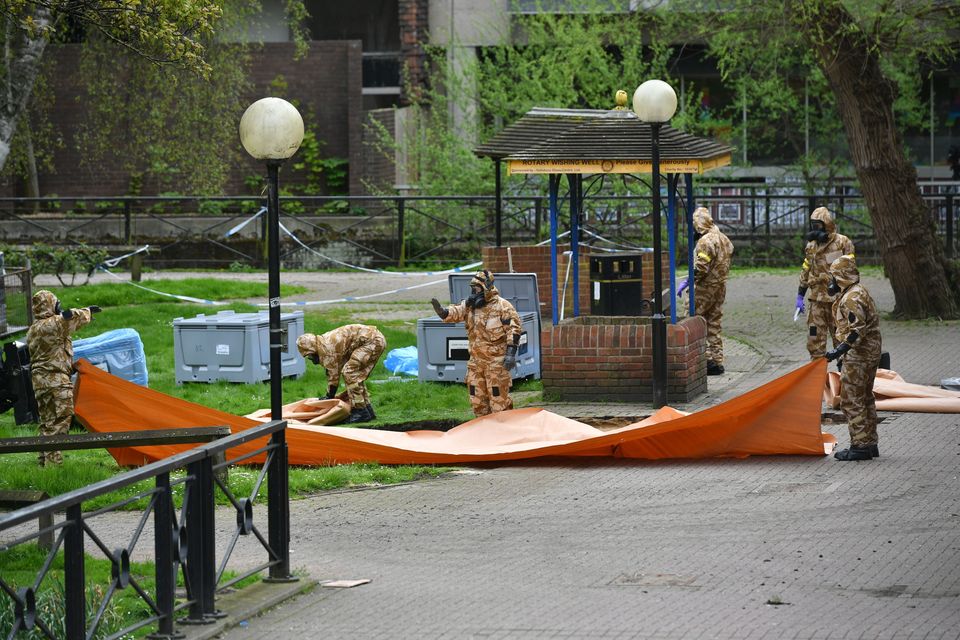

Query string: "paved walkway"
[[214, 271, 960, 640], [29, 269, 960, 639]]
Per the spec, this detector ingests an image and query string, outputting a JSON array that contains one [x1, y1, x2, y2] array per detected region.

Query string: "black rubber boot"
[[707, 361, 725, 376], [344, 407, 371, 424], [866, 443, 879, 458], [834, 446, 874, 461], [365, 404, 376, 421]]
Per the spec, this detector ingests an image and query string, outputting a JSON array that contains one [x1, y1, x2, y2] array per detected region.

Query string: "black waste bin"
[[589, 254, 649, 316], [0, 340, 39, 425]]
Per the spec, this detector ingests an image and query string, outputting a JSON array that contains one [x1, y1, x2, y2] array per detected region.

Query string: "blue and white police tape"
[[96, 266, 226, 305], [278, 220, 482, 276], [224, 207, 266, 237], [100, 244, 151, 269], [260, 276, 447, 307], [225, 207, 482, 276]]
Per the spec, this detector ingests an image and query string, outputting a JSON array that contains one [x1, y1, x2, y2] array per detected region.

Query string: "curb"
[[179, 578, 318, 640]]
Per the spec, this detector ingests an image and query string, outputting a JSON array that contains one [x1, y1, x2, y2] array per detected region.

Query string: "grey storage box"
[[417, 273, 541, 382], [173, 310, 305, 384]]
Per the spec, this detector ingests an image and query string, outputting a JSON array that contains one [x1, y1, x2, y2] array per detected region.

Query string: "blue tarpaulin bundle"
[[74, 328, 149, 387], [383, 346, 418, 376]]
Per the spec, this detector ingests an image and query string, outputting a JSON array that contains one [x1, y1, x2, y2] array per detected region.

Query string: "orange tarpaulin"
[[824, 368, 960, 413], [73, 358, 835, 467]]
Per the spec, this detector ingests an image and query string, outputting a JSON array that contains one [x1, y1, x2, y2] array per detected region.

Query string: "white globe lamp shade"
[[632, 80, 678, 123], [239, 97, 305, 160]]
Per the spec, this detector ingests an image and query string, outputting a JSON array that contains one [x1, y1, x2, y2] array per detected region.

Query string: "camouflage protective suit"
[[296, 324, 386, 410], [692, 207, 734, 367], [26, 290, 93, 465], [798, 207, 855, 359], [829, 255, 882, 452], [438, 271, 522, 417]]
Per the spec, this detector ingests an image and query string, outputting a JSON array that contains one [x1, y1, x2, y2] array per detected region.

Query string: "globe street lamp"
[[239, 97, 303, 581], [239, 97, 304, 419], [633, 80, 677, 409]]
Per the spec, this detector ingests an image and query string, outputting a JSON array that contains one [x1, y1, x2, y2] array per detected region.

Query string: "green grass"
[[0, 276, 540, 510], [0, 544, 260, 639], [729, 264, 886, 277], [47, 278, 307, 307], [0, 545, 153, 638]]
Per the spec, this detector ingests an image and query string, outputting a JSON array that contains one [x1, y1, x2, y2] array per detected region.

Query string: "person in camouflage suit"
[[825, 255, 882, 461], [297, 324, 386, 424], [678, 207, 734, 375], [431, 270, 522, 417], [796, 206, 855, 359], [26, 290, 100, 465]]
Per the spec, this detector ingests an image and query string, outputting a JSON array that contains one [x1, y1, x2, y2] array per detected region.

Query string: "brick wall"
[[2, 41, 364, 198], [540, 315, 707, 403], [481, 244, 672, 322], [482, 244, 591, 321], [398, 0, 428, 106]]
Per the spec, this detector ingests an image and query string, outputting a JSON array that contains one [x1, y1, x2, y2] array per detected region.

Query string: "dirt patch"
[[574, 416, 647, 431], [371, 418, 460, 432]]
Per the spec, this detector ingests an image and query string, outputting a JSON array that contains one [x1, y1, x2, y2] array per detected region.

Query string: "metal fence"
[[0, 184, 956, 270], [1, 267, 33, 340], [0, 419, 293, 639]]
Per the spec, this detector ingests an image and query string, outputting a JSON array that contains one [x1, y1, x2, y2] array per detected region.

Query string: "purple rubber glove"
[[677, 278, 689, 298], [795, 294, 805, 314]]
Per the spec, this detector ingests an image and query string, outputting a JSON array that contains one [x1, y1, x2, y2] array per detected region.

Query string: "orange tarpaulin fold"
[[824, 368, 960, 413], [73, 358, 835, 467]]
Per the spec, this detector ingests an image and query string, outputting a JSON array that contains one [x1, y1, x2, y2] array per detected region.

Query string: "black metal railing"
[[0, 419, 293, 639], [0, 185, 956, 269]]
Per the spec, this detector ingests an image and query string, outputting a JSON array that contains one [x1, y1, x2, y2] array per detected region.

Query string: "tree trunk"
[[0, 5, 51, 172], [798, 1, 959, 319]]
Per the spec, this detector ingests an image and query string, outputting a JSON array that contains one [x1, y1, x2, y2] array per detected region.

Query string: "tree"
[[1, 0, 226, 173], [682, 0, 960, 318]]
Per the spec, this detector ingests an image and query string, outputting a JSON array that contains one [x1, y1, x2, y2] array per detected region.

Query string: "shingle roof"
[[474, 108, 733, 171]]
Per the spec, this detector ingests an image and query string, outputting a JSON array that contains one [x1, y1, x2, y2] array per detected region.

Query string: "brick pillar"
[[398, 0, 428, 106], [540, 315, 707, 403], [482, 244, 591, 320]]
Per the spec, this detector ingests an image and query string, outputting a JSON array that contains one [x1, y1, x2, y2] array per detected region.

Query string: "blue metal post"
[[568, 173, 581, 317], [685, 173, 696, 316], [667, 173, 677, 324], [549, 174, 559, 326]]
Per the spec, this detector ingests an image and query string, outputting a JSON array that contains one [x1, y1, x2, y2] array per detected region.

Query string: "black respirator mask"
[[826, 278, 842, 297], [465, 286, 487, 309], [806, 220, 828, 244]]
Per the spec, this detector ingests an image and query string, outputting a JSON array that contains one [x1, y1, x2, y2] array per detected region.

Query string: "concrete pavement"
[[212, 270, 960, 639]]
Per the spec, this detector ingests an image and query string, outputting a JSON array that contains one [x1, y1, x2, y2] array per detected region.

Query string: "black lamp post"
[[239, 97, 303, 581], [633, 80, 678, 409]]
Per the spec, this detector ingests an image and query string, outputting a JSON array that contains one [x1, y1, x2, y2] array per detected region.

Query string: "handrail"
[[0, 420, 283, 533]]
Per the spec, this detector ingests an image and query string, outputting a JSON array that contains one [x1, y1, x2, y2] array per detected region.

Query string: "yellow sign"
[[505, 155, 731, 176]]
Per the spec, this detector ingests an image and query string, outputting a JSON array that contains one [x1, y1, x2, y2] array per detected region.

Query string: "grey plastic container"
[[417, 273, 541, 382], [173, 310, 305, 384]]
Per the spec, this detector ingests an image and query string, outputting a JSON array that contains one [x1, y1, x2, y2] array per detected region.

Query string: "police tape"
[[259, 276, 448, 307], [100, 244, 151, 268], [96, 266, 227, 305], [225, 207, 483, 276], [278, 220, 483, 276]]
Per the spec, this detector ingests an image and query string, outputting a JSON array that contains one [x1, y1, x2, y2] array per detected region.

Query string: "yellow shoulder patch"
[[697, 252, 711, 262]]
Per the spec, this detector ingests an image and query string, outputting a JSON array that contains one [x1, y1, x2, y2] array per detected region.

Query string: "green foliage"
[[0, 547, 150, 639], [228, 260, 258, 273], [74, 28, 252, 195], [27, 243, 109, 287], [48, 278, 306, 307], [674, 0, 960, 186], [292, 120, 349, 196]]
